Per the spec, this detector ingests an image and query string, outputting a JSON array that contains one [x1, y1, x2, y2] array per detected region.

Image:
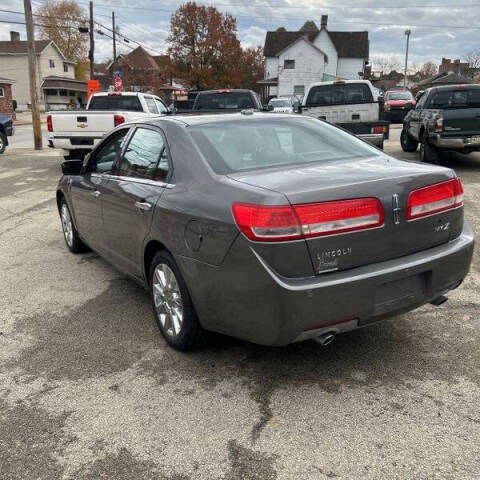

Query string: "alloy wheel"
[[61, 203, 73, 247], [153, 263, 184, 338]]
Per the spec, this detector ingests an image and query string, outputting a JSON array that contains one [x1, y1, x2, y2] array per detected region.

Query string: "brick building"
[[0, 77, 15, 120]]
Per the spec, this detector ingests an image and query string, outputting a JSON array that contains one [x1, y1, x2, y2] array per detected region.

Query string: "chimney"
[[321, 15, 328, 28], [10, 31, 20, 42]]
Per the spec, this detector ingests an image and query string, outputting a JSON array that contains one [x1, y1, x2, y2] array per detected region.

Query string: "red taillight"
[[372, 126, 386, 134], [434, 114, 444, 132], [232, 198, 384, 242], [114, 114, 125, 127], [47, 114, 53, 132], [406, 178, 463, 220]]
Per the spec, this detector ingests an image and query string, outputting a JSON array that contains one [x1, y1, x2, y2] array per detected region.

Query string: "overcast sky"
[[1, 0, 479, 68]]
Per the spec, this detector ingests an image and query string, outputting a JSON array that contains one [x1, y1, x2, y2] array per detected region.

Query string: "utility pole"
[[89, 1, 94, 79], [23, 0, 42, 150], [404, 29, 411, 89], [112, 11, 116, 62]]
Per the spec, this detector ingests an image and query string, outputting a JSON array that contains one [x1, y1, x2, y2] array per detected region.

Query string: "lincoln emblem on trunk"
[[392, 194, 401, 225]]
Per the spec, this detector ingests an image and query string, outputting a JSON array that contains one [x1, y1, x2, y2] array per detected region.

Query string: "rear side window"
[[88, 95, 143, 112], [195, 92, 256, 110], [118, 128, 168, 179], [190, 117, 378, 174], [428, 88, 480, 108], [306, 83, 373, 106]]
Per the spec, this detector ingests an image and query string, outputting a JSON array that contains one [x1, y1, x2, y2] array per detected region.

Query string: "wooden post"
[[89, 1, 94, 79], [112, 11, 116, 62], [23, 0, 42, 150]]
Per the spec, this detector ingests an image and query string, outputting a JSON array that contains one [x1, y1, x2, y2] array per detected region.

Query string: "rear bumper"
[[177, 221, 474, 346], [48, 135, 103, 151], [430, 133, 480, 150], [357, 133, 384, 146]]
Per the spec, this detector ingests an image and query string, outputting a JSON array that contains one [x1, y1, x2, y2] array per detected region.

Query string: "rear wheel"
[[400, 127, 418, 152], [419, 132, 439, 163], [0, 132, 6, 154], [150, 251, 207, 351], [60, 199, 88, 253]]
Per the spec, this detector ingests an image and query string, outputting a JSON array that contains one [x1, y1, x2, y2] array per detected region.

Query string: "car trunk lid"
[[229, 156, 463, 274]]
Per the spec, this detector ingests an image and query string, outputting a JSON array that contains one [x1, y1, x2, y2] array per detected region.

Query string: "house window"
[[0, 87, 4, 97], [45, 89, 58, 96], [294, 85, 305, 95], [63, 63, 68, 73], [49, 59, 55, 68], [284, 59, 295, 69]]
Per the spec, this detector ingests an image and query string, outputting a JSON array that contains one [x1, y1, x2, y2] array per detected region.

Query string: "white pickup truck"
[[47, 92, 169, 159], [300, 79, 389, 149]]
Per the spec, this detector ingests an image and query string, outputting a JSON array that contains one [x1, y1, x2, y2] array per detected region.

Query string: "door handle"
[[91, 190, 101, 198], [135, 201, 152, 211]]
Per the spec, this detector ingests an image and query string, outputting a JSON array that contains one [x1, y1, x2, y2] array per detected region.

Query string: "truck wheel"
[[401, 128, 418, 152], [419, 132, 439, 163], [0, 132, 6, 154]]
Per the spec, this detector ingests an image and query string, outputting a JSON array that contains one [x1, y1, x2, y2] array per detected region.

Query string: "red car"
[[384, 90, 416, 122]]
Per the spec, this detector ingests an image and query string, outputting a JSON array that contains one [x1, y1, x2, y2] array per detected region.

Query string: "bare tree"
[[464, 50, 480, 79], [373, 55, 402, 75], [419, 61, 438, 79]]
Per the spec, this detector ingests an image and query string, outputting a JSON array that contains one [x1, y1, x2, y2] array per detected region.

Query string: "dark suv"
[[401, 84, 480, 162]]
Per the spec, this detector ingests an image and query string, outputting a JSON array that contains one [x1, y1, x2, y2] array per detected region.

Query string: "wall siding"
[[277, 40, 325, 96], [337, 58, 365, 80], [313, 30, 337, 77]]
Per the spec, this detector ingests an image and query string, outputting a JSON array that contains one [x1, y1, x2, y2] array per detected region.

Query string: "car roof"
[[428, 84, 480, 92], [198, 89, 253, 94], [149, 112, 299, 127]]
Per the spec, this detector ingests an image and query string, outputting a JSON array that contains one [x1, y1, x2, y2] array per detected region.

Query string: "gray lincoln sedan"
[[57, 113, 474, 350]]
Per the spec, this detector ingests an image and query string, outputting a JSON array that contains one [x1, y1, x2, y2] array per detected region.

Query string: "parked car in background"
[[383, 89, 416, 122], [300, 79, 389, 149], [47, 92, 169, 160], [267, 96, 300, 113], [57, 113, 473, 351], [401, 84, 480, 162], [0, 113, 14, 154], [173, 89, 263, 113]]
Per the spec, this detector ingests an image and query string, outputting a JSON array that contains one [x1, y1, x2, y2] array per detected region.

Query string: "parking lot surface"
[[1, 127, 479, 479]]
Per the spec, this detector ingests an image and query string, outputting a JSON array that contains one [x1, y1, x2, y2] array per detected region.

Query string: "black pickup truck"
[[174, 89, 263, 113], [0, 113, 14, 154], [401, 84, 480, 162]]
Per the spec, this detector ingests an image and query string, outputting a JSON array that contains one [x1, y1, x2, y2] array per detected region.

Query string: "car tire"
[[59, 198, 88, 253], [419, 132, 439, 163], [150, 250, 207, 351], [400, 128, 418, 152], [0, 132, 6, 154]]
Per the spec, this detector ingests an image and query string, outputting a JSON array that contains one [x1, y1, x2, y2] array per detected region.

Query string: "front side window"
[[118, 128, 167, 179], [190, 117, 379, 174], [306, 83, 373, 106], [49, 59, 55, 68], [155, 98, 168, 113], [91, 129, 129, 174], [284, 60, 295, 69], [145, 97, 159, 114]]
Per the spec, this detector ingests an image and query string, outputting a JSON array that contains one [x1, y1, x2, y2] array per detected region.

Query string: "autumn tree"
[[237, 46, 264, 91], [167, 2, 243, 89], [36, 0, 88, 78]]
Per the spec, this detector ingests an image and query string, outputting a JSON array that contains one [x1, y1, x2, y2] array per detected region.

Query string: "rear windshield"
[[88, 95, 143, 111], [428, 88, 480, 108], [189, 117, 379, 174], [195, 92, 256, 110], [305, 83, 373, 106], [386, 92, 413, 101]]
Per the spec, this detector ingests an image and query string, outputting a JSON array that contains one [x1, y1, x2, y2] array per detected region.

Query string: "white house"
[[261, 16, 369, 98], [0, 31, 87, 111]]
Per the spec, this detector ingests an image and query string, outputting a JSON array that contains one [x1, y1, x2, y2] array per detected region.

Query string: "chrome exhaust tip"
[[313, 332, 336, 346]]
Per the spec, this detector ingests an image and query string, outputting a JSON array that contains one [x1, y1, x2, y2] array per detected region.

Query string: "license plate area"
[[374, 273, 427, 316]]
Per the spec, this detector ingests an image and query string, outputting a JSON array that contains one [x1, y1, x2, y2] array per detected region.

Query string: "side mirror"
[[61, 159, 84, 176]]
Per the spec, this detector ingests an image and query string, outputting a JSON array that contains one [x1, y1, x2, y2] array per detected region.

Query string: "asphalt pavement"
[[1, 127, 479, 479]]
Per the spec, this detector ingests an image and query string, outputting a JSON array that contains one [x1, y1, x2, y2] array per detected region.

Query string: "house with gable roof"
[[261, 16, 369, 97]]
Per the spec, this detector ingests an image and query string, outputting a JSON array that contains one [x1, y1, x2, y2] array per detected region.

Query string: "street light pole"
[[89, 1, 94, 79], [404, 29, 411, 89], [112, 11, 116, 62]]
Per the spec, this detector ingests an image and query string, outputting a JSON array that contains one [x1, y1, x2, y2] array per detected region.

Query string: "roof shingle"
[[0, 40, 50, 54]]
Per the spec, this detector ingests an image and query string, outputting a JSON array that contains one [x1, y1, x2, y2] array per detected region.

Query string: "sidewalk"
[[14, 111, 47, 126]]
